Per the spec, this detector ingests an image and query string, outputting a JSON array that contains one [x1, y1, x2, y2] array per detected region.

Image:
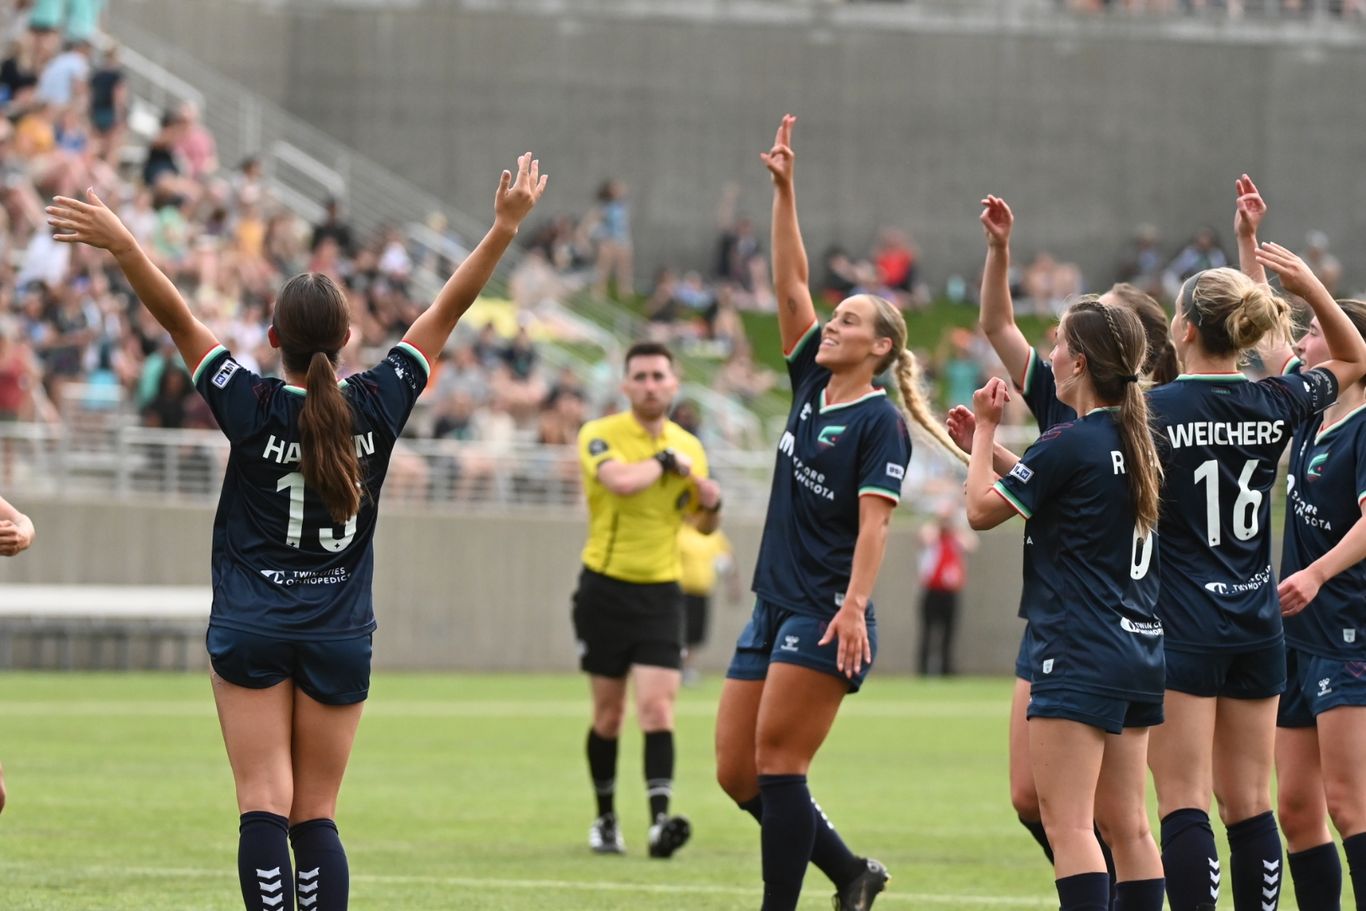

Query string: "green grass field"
[[0, 673, 1298, 910]]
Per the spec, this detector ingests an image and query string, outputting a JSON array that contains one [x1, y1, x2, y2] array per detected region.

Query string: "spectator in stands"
[[1020, 250, 1083, 316], [917, 502, 977, 677], [588, 178, 633, 299], [172, 100, 218, 180], [1113, 223, 1164, 299], [87, 41, 123, 166], [0, 320, 43, 421], [820, 246, 859, 305], [34, 35, 87, 108], [1162, 225, 1228, 297], [310, 196, 354, 257], [141, 109, 199, 204], [140, 362, 193, 428], [873, 227, 920, 305]]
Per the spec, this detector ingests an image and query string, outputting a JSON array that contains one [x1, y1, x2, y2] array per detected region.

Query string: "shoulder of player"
[[579, 412, 624, 442], [664, 421, 705, 455]]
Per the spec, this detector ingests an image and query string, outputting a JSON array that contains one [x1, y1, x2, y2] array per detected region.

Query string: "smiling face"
[[1294, 316, 1329, 372], [621, 353, 678, 422], [815, 295, 893, 373]]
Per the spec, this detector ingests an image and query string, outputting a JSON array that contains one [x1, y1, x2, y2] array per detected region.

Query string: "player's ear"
[[267, 325, 281, 349], [871, 335, 892, 361]]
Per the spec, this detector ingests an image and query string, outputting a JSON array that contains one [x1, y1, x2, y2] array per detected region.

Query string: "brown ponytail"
[[273, 272, 362, 524], [300, 350, 361, 523], [860, 293, 969, 464], [1063, 298, 1164, 534], [1107, 283, 1179, 386]]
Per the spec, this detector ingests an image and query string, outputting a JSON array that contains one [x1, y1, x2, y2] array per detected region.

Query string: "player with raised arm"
[[968, 195, 1177, 885], [965, 298, 1167, 911], [46, 154, 545, 911], [1145, 231, 1365, 911], [713, 114, 965, 911]]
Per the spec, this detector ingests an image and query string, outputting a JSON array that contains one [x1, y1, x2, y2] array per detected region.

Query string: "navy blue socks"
[[1162, 808, 1220, 911], [758, 774, 817, 911], [1288, 841, 1342, 911], [1114, 878, 1165, 911], [1020, 816, 1056, 864], [238, 812, 293, 911], [289, 818, 349, 911], [1227, 812, 1282, 911], [738, 792, 866, 889], [1057, 872, 1111, 911], [1343, 832, 1366, 911]]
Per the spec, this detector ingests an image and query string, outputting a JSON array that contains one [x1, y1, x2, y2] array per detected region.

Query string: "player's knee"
[[592, 709, 624, 738], [1278, 789, 1324, 843], [636, 700, 673, 731], [1214, 787, 1271, 826], [1096, 805, 1150, 847], [1323, 776, 1366, 835], [237, 784, 293, 818], [715, 761, 755, 802], [1010, 780, 1042, 820]]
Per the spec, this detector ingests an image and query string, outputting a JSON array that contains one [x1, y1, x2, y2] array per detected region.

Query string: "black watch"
[[654, 448, 679, 475]]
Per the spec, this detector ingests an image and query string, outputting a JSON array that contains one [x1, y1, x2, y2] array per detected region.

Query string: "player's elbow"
[[965, 500, 997, 531]]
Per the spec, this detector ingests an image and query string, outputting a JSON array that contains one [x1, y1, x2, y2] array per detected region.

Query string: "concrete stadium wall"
[[0, 497, 1024, 675], [109, 0, 1366, 291]]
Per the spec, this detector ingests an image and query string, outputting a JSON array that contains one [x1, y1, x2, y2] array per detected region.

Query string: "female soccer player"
[[965, 298, 1166, 911], [1271, 297, 1366, 911], [47, 154, 546, 911], [713, 114, 965, 911], [0, 491, 35, 814], [972, 194, 1177, 876], [1145, 247, 1365, 911]]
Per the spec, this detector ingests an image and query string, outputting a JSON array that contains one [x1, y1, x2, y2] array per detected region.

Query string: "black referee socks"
[[290, 818, 349, 911], [758, 774, 817, 911], [238, 812, 294, 911], [1288, 841, 1341, 911], [643, 730, 673, 821], [1227, 811, 1282, 911], [1161, 808, 1220, 911], [1057, 871, 1111, 911], [586, 728, 618, 818]]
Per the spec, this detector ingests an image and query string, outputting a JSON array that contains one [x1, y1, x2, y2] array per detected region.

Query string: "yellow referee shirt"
[[578, 411, 709, 584], [678, 524, 732, 596]]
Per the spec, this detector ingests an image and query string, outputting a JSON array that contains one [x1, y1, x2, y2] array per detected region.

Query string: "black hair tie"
[[1121, 374, 1139, 384]]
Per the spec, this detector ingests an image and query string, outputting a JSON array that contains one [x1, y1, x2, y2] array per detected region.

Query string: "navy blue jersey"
[[1016, 349, 1077, 433], [1147, 369, 1339, 653], [993, 410, 1163, 700], [751, 322, 913, 620], [191, 341, 430, 640], [1281, 372, 1366, 658]]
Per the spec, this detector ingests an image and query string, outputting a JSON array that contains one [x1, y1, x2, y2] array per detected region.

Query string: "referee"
[[573, 341, 722, 858]]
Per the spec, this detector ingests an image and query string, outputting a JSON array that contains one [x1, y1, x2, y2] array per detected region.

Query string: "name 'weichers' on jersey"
[[1280, 360, 1366, 659], [191, 342, 429, 640], [1146, 367, 1339, 652], [751, 323, 912, 621], [993, 410, 1163, 700]]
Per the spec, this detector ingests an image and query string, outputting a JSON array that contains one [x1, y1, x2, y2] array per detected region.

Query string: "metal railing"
[[0, 413, 1004, 515]]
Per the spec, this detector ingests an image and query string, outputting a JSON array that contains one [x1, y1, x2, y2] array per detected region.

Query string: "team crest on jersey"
[[817, 425, 846, 448], [1345, 629, 1358, 645], [588, 439, 609, 456], [1307, 452, 1329, 481], [212, 360, 240, 388], [1008, 462, 1034, 484], [800, 403, 812, 422], [1041, 658, 1054, 675]]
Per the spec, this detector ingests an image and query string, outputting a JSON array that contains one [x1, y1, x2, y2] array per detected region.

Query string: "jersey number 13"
[[276, 472, 358, 552]]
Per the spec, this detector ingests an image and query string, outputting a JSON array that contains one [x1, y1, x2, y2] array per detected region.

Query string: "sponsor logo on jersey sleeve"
[[885, 462, 905, 481], [588, 439, 609, 456], [1008, 462, 1034, 484], [212, 360, 240, 388]]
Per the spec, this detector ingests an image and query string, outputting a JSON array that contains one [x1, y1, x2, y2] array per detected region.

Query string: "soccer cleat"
[[647, 813, 691, 859], [588, 813, 625, 854], [833, 858, 890, 911]]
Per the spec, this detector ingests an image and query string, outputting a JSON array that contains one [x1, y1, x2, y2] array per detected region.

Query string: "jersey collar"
[[283, 379, 350, 396], [819, 386, 886, 414], [1316, 401, 1366, 444], [1174, 372, 1248, 383]]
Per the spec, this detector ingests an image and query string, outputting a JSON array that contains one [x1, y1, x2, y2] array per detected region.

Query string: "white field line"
[[0, 863, 1057, 907], [0, 699, 1009, 719]]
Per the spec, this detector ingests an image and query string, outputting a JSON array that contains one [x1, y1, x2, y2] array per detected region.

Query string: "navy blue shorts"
[[1014, 627, 1031, 681], [1277, 645, 1366, 728], [725, 600, 876, 694], [1028, 687, 1164, 735], [1165, 641, 1285, 699], [206, 626, 373, 706]]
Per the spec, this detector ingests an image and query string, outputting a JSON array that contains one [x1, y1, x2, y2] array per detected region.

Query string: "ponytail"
[[299, 350, 362, 523], [1116, 380, 1163, 535], [893, 350, 969, 465]]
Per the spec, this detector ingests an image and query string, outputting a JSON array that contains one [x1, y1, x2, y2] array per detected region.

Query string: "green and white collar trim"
[[1175, 373, 1248, 383], [819, 387, 886, 413], [1316, 402, 1366, 444]]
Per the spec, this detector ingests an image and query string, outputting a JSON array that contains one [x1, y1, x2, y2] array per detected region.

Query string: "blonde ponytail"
[[893, 350, 969, 465]]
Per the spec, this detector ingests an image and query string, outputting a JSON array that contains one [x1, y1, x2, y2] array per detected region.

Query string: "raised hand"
[[1234, 174, 1267, 240], [494, 152, 548, 231], [946, 405, 976, 454], [1255, 241, 1322, 301], [971, 377, 1010, 427], [759, 114, 797, 189], [47, 189, 136, 255], [980, 195, 1014, 249]]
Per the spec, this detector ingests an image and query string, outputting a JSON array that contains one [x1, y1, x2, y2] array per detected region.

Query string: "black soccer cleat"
[[647, 813, 691, 859], [588, 813, 625, 854], [833, 858, 890, 911]]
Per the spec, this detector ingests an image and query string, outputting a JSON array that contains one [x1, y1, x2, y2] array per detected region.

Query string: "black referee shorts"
[[571, 567, 684, 678]]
